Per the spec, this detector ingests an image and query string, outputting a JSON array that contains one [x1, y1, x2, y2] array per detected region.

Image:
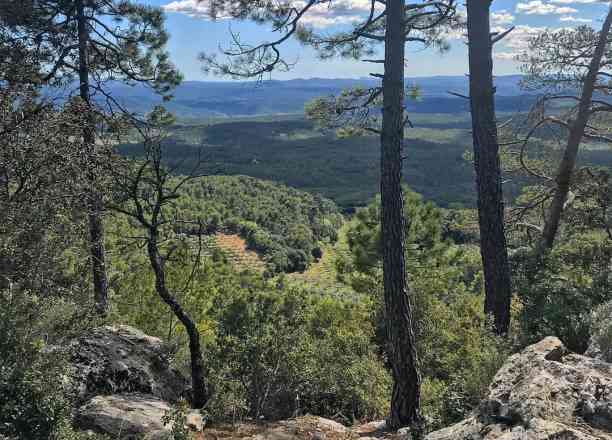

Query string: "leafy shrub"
[[0, 290, 100, 440], [589, 300, 612, 362], [514, 233, 612, 353], [161, 400, 192, 440], [205, 284, 390, 423]]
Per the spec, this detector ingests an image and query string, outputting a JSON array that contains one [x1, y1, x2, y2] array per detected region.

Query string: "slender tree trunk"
[[539, 6, 612, 252], [146, 232, 209, 408], [77, 0, 109, 315], [466, 0, 512, 334], [381, 0, 421, 429]]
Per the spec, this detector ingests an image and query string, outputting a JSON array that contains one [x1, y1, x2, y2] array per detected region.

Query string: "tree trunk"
[[76, 0, 109, 315], [539, 6, 612, 252], [146, 232, 209, 408], [466, 0, 512, 334], [381, 0, 421, 429]]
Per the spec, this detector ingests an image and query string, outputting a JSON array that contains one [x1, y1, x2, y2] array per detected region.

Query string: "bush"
[[205, 285, 390, 423], [0, 290, 96, 440], [589, 300, 612, 362], [514, 233, 612, 353]]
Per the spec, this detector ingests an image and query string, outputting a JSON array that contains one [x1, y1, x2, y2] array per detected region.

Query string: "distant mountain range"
[[57, 75, 538, 118]]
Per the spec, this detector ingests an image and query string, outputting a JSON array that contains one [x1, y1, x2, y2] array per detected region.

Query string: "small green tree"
[[108, 107, 209, 408]]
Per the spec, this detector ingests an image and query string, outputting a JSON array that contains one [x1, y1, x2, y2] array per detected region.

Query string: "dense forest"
[[2, 1, 612, 440]]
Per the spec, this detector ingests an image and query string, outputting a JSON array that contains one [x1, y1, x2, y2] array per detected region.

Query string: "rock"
[[213, 416, 352, 440], [186, 412, 204, 432], [68, 325, 188, 402], [426, 337, 612, 440], [311, 418, 348, 433], [353, 420, 387, 436], [76, 393, 203, 439], [77, 393, 171, 439]]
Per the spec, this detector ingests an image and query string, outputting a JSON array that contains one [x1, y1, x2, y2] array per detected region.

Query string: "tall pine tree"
[[2, 0, 181, 314], [203, 0, 457, 428]]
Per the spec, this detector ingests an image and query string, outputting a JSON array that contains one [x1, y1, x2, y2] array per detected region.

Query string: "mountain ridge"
[[52, 75, 532, 118]]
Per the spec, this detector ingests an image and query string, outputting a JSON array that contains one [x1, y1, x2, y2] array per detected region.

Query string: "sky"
[[141, 0, 610, 80]]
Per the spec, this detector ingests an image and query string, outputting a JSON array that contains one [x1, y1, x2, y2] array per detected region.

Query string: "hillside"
[[120, 111, 612, 210], [173, 175, 343, 274], [120, 114, 479, 209]]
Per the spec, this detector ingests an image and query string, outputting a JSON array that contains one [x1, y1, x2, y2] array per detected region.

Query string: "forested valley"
[[2, 1, 612, 440]]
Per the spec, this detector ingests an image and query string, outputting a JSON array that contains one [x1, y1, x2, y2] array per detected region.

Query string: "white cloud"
[[295, 0, 383, 28], [559, 14, 593, 21], [491, 10, 515, 25], [493, 24, 546, 60], [516, 0, 578, 15], [442, 9, 515, 42], [162, 0, 382, 28], [163, 0, 231, 20], [550, 0, 599, 4]]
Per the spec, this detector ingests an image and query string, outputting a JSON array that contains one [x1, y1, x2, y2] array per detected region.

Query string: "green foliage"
[[6, 0, 181, 95], [205, 282, 390, 422], [0, 82, 108, 439], [109, 229, 390, 424], [589, 300, 612, 363], [336, 190, 507, 430], [162, 400, 192, 440], [0, 290, 100, 440], [118, 115, 483, 209], [514, 233, 612, 353], [173, 175, 343, 274]]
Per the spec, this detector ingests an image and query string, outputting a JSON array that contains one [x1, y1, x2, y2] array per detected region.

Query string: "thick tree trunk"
[[381, 0, 421, 429], [466, 0, 512, 334], [539, 7, 612, 252], [146, 232, 209, 408], [77, 0, 109, 315]]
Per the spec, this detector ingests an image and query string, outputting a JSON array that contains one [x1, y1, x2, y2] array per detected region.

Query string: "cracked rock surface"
[[426, 337, 612, 440]]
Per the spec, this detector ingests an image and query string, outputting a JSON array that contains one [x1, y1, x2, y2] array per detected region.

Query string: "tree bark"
[[466, 0, 512, 334], [77, 0, 109, 315], [381, 0, 421, 429], [539, 6, 612, 252], [146, 231, 209, 408]]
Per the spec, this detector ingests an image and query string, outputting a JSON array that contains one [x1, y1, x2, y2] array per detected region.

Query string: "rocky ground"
[[65, 326, 612, 440]]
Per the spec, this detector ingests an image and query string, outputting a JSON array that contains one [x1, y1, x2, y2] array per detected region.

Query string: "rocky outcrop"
[[77, 393, 174, 439], [77, 393, 204, 439], [201, 416, 354, 440], [67, 328, 612, 440], [64, 325, 202, 439], [426, 337, 612, 440], [68, 325, 188, 402]]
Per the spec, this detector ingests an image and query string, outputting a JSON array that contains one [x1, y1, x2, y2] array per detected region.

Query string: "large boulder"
[[76, 393, 203, 439], [426, 337, 612, 440], [77, 393, 171, 439], [68, 325, 188, 402]]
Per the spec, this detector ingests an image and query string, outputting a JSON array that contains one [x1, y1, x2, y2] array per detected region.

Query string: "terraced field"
[[287, 222, 355, 295], [203, 233, 266, 272]]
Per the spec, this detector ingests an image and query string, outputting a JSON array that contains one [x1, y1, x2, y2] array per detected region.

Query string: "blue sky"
[[142, 0, 610, 80]]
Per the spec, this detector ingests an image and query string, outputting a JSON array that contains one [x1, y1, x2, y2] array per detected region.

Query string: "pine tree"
[[203, 0, 457, 428], [2, 0, 181, 314], [465, 0, 513, 333]]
